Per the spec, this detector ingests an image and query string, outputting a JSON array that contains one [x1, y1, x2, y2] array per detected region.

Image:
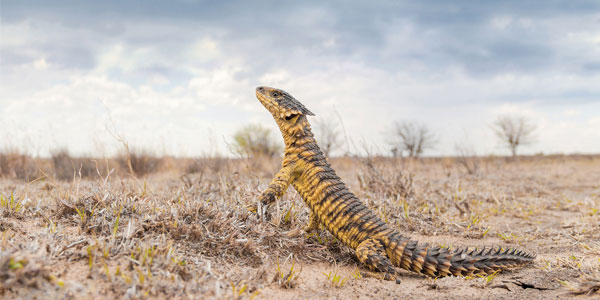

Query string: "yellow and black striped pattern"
[[255, 86, 535, 282]]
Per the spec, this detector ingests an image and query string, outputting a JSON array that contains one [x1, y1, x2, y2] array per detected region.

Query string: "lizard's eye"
[[272, 91, 280, 97], [285, 114, 298, 121]]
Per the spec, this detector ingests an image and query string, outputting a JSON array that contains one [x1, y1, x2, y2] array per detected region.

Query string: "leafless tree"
[[314, 118, 342, 157], [389, 121, 436, 158], [491, 115, 537, 157]]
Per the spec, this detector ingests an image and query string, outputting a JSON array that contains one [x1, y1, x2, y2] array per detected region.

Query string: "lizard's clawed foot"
[[360, 270, 401, 284], [247, 200, 270, 221], [246, 202, 258, 213], [249, 191, 277, 220], [302, 223, 318, 233]]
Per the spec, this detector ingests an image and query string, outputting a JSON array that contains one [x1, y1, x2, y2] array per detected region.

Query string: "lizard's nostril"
[[257, 87, 264, 92]]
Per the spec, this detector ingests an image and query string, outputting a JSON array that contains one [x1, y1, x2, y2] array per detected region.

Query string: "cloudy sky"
[[2, 1, 599, 157]]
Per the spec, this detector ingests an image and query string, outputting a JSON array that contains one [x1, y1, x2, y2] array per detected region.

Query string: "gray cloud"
[[3, 1, 597, 74], [4, 1, 599, 77]]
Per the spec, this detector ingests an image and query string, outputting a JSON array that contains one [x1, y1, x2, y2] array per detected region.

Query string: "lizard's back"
[[290, 139, 392, 249]]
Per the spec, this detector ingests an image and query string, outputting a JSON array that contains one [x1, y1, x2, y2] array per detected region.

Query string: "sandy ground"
[[1, 156, 599, 299]]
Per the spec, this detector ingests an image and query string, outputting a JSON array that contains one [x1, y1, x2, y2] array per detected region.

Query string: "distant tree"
[[314, 118, 342, 157], [491, 115, 537, 157], [389, 121, 436, 158], [231, 124, 282, 158]]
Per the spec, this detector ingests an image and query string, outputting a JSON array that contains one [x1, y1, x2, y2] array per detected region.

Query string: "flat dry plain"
[[1, 155, 599, 299]]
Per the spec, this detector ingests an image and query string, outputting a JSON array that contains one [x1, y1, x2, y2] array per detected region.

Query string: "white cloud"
[[563, 108, 580, 117], [32, 58, 49, 70], [186, 38, 221, 63], [491, 16, 513, 30]]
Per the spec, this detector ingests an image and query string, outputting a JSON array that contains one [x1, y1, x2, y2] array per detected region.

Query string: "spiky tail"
[[388, 237, 535, 277]]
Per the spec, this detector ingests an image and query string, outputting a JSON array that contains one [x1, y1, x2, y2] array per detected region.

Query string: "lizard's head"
[[256, 86, 315, 141], [256, 86, 314, 120]]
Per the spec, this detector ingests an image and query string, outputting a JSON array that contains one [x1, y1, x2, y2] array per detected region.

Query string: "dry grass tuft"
[[117, 148, 163, 176], [357, 156, 414, 200], [184, 156, 229, 175], [0, 250, 56, 297], [51, 149, 98, 181], [570, 274, 600, 296], [0, 150, 39, 180]]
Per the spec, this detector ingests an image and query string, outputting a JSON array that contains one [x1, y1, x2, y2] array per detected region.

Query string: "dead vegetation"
[[0, 148, 174, 182], [0, 149, 39, 180], [51, 149, 98, 180], [116, 148, 164, 176], [1, 154, 599, 299]]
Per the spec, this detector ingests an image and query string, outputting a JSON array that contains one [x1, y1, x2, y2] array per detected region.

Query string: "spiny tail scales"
[[382, 234, 535, 277]]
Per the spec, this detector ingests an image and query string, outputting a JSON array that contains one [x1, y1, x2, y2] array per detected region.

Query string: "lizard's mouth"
[[255, 86, 271, 102], [256, 86, 267, 93], [256, 86, 273, 98], [255, 86, 278, 115], [255, 87, 268, 103]]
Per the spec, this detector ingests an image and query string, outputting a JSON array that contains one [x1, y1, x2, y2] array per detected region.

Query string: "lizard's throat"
[[277, 118, 315, 147]]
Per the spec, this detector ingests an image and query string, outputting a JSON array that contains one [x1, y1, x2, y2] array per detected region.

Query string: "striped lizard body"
[[253, 86, 534, 282]]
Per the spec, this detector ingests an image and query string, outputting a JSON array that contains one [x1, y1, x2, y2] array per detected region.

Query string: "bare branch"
[[388, 121, 436, 158], [491, 115, 537, 156]]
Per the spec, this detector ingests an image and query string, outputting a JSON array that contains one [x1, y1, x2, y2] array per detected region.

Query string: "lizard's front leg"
[[251, 164, 295, 217]]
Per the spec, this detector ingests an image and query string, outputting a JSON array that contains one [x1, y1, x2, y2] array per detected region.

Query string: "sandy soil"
[[1, 156, 599, 299]]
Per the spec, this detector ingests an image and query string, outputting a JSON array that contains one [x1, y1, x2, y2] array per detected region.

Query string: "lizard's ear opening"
[[284, 114, 298, 121], [285, 114, 301, 124]]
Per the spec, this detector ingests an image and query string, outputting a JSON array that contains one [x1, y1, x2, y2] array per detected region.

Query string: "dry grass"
[[116, 148, 164, 177], [0, 149, 168, 182], [184, 156, 229, 175], [51, 149, 98, 181], [0, 149, 40, 180], [1, 155, 599, 299]]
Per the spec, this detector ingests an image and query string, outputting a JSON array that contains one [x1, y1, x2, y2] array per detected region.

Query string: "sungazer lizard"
[[252, 86, 535, 282]]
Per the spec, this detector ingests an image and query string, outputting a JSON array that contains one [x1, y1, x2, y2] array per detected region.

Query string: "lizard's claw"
[[303, 223, 319, 234], [251, 192, 276, 221], [248, 199, 269, 222], [256, 201, 268, 220], [246, 202, 258, 213]]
